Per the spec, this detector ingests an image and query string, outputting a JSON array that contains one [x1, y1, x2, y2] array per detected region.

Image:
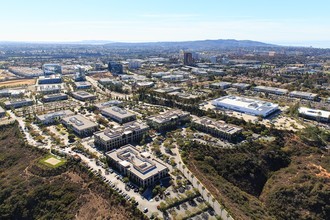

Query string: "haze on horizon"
[[1, 0, 330, 48]]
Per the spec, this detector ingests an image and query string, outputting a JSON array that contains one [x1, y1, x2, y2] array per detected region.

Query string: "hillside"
[[179, 128, 330, 220], [0, 123, 147, 220]]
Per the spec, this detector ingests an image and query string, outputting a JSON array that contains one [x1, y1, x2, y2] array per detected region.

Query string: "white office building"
[[212, 95, 279, 117]]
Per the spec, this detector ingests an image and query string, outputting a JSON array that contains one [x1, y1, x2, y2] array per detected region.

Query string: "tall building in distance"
[[183, 52, 194, 66], [74, 65, 86, 82], [108, 61, 123, 75]]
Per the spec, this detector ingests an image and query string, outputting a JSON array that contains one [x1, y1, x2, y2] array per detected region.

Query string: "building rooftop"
[[4, 98, 33, 105], [212, 95, 278, 114], [106, 144, 168, 179], [298, 107, 330, 119], [37, 110, 74, 121], [289, 91, 318, 98], [38, 74, 62, 80], [72, 91, 96, 98], [154, 87, 182, 94], [148, 109, 190, 124], [94, 121, 149, 142], [0, 106, 5, 114], [193, 116, 242, 135], [62, 114, 97, 130], [36, 84, 64, 92], [232, 83, 251, 88], [102, 106, 135, 119], [254, 86, 288, 94], [74, 81, 92, 87], [43, 93, 67, 99], [95, 100, 123, 109]]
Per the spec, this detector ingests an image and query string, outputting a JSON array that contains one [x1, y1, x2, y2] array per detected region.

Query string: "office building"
[[128, 59, 142, 69], [147, 109, 190, 131], [95, 100, 123, 110], [254, 86, 288, 95], [212, 95, 279, 117], [0, 89, 25, 97], [74, 81, 92, 90], [42, 93, 68, 102], [94, 121, 149, 151], [62, 115, 98, 136], [36, 84, 63, 94], [232, 83, 251, 91], [184, 52, 194, 66], [108, 61, 123, 75], [136, 81, 155, 88], [210, 82, 232, 90], [4, 99, 33, 109], [36, 110, 74, 124], [289, 91, 318, 100], [42, 64, 62, 75], [298, 107, 330, 123], [101, 106, 136, 124], [192, 116, 242, 141], [0, 106, 5, 118], [38, 74, 62, 84], [71, 91, 96, 101], [161, 74, 184, 82], [98, 78, 123, 86], [154, 87, 182, 94], [106, 144, 168, 187]]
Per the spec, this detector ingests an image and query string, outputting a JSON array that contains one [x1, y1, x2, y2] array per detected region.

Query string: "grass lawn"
[[39, 154, 66, 168]]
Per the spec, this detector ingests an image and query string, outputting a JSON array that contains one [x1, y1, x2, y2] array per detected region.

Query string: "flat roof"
[[212, 95, 278, 114], [62, 114, 97, 130], [38, 74, 61, 79], [72, 91, 96, 98], [94, 121, 149, 142], [37, 110, 74, 121], [232, 83, 251, 88], [102, 106, 135, 119], [299, 107, 330, 119], [148, 109, 190, 124], [43, 93, 68, 98], [254, 86, 288, 94], [4, 98, 33, 105], [154, 87, 182, 94], [95, 100, 123, 109], [210, 82, 232, 87], [0, 106, 5, 114], [106, 144, 168, 180], [193, 116, 242, 135], [289, 91, 318, 98], [74, 81, 92, 86]]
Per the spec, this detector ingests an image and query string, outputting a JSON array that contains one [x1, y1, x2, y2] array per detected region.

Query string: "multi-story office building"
[[38, 74, 62, 84], [147, 109, 190, 131], [62, 115, 98, 136], [289, 91, 318, 100], [108, 61, 123, 75], [254, 86, 288, 95], [4, 99, 33, 109], [101, 106, 136, 124], [0, 106, 5, 118], [95, 100, 123, 110], [36, 84, 63, 94], [36, 110, 74, 124], [98, 78, 123, 86], [71, 91, 96, 101], [106, 144, 168, 187], [184, 52, 194, 66], [74, 81, 92, 90], [42, 93, 68, 102], [209, 82, 232, 90], [232, 83, 251, 91], [212, 95, 279, 117], [298, 107, 330, 123], [191, 116, 242, 141], [94, 121, 149, 151], [0, 89, 25, 97], [42, 64, 62, 75]]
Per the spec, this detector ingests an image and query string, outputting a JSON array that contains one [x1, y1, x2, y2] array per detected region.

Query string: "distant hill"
[[105, 39, 277, 49]]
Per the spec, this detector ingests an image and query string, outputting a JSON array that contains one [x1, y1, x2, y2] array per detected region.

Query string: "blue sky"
[[1, 0, 330, 47]]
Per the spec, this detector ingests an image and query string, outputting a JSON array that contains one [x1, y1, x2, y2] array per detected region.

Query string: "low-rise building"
[[212, 95, 279, 117], [94, 121, 149, 151], [136, 81, 155, 88], [209, 82, 232, 90], [71, 91, 96, 101], [298, 107, 330, 122], [38, 74, 62, 84], [289, 91, 319, 100], [154, 87, 182, 94], [98, 78, 122, 86], [232, 83, 251, 90], [74, 81, 92, 90], [161, 74, 184, 82], [254, 86, 288, 95], [95, 100, 123, 109], [101, 106, 136, 124], [36, 84, 63, 94], [0, 106, 5, 118], [4, 99, 33, 109], [106, 144, 169, 187], [191, 116, 242, 141], [62, 114, 98, 136], [43, 93, 68, 102], [147, 109, 190, 131], [36, 110, 74, 124], [0, 89, 25, 97]]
